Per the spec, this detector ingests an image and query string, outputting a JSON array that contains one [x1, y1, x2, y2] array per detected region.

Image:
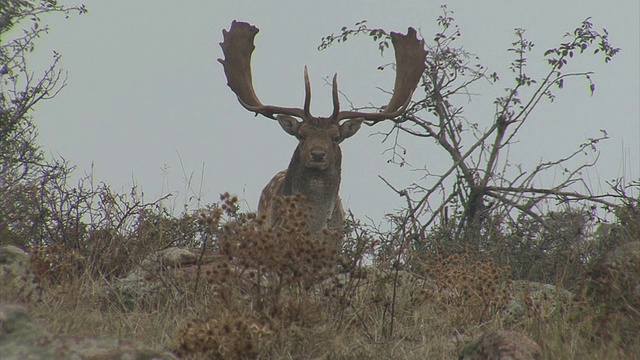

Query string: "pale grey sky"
[[22, 1, 640, 224]]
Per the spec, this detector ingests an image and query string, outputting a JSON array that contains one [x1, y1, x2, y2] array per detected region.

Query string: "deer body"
[[258, 117, 362, 232], [218, 21, 426, 234], [259, 167, 343, 232]]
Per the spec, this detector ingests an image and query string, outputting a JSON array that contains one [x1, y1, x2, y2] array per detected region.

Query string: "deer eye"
[[332, 136, 341, 143]]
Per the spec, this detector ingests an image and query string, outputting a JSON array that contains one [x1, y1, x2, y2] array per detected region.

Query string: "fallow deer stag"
[[218, 21, 426, 234]]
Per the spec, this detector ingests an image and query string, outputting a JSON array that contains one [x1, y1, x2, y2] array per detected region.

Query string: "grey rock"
[[0, 245, 41, 302], [502, 280, 573, 324], [110, 247, 209, 308], [0, 304, 176, 360]]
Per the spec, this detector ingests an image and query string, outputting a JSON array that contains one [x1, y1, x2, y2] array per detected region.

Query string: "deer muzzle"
[[306, 148, 329, 169]]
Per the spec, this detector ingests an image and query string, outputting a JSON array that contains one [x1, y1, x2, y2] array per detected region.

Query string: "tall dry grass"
[[2, 192, 638, 359]]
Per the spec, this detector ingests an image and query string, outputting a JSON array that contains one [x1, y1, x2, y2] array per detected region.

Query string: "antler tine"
[[330, 73, 340, 120], [337, 27, 427, 122], [218, 21, 306, 120], [303, 66, 312, 119]]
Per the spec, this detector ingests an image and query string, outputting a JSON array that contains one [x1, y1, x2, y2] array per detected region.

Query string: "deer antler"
[[335, 27, 427, 122], [218, 21, 308, 120], [219, 21, 427, 122]]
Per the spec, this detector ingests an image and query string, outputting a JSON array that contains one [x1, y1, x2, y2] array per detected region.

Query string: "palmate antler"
[[218, 20, 427, 122]]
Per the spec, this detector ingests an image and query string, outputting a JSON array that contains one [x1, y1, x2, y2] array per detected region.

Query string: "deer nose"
[[311, 149, 326, 162]]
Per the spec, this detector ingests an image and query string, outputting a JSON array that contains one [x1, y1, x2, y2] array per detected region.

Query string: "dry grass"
[[2, 264, 638, 359], [1, 194, 638, 359]]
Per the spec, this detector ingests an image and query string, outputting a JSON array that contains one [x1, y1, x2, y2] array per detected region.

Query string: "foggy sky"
[[20, 0, 640, 225]]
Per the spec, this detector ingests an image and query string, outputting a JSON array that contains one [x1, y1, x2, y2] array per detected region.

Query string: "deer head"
[[218, 21, 427, 232]]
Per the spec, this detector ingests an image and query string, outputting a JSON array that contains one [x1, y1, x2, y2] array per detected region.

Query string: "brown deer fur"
[[257, 116, 362, 232]]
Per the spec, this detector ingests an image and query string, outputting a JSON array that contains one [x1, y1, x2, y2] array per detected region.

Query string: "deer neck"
[[282, 147, 341, 231]]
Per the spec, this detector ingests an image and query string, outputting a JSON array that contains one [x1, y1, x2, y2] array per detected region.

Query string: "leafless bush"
[[320, 5, 629, 280]]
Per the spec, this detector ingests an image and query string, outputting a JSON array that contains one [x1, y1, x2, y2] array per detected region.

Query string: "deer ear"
[[339, 118, 364, 139], [276, 115, 302, 136]]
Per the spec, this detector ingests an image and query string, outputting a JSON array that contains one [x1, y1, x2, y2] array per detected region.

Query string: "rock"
[[502, 280, 573, 324], [110, 247, 218, 308], [141, 247, 198, 271], [0, 245, 41, 302], [0, 304, 175, 359], [459, 330, 542, 360]]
